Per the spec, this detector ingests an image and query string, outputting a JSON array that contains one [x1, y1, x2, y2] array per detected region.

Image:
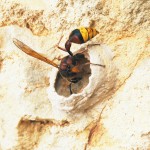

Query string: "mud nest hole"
[[55, 54, 91, 97]]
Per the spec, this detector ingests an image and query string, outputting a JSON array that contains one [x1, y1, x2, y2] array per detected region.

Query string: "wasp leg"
[[83, 62, 105, 68], [69, 77, 82, 95], [55, 35, 66, 51], [57, 45, 73, 56], [47, 36, 64, 51], [69, 83, 73, 95], [90, 63, 105, 68], [56, 46, 66, 52], [86, 72, 91, 75], [87, 43, 101, 47], [71, 77, 82, 83], [54, 56, 63, 61], [86, 43, 102, 50]]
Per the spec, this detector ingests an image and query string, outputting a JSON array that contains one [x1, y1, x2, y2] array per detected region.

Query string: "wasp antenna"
[[57, 35, 64, 45], [81, 62, 105, 68], [13, 38, 59, 68]]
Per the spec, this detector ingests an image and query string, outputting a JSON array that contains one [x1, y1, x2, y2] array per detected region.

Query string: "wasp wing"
[[13, 38, 58, 68]]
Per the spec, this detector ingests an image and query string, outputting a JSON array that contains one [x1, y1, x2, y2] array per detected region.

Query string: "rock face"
[[0, 0, 150, 150]]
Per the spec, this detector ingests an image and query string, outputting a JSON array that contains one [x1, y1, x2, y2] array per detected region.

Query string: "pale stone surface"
[[0, 0, 150, 150]]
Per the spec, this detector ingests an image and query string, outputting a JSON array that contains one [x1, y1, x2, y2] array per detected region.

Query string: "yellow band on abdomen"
[[86, 28, 93, 39], [78, 27, 89, 43]]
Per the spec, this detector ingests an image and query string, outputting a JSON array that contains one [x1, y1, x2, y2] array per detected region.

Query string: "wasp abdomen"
[[69, 27, 99, 44]]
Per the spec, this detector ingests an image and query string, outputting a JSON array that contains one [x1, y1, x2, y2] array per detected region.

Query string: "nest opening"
[[55, 54, 91, 97]]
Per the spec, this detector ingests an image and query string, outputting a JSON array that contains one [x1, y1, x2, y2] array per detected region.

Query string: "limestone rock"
[[0, 0, 150, 150]]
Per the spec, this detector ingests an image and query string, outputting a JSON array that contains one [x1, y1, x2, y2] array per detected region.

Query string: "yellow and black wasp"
[[56, 27, 99, 56], [13, 27, 105, 94]]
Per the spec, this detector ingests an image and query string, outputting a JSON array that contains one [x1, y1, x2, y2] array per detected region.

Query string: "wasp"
[[13, 27, 105, 94], [56, 27, 99, 56]]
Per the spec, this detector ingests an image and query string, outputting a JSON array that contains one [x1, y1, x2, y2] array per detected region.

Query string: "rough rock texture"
[[0, 0, 150, 150]]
